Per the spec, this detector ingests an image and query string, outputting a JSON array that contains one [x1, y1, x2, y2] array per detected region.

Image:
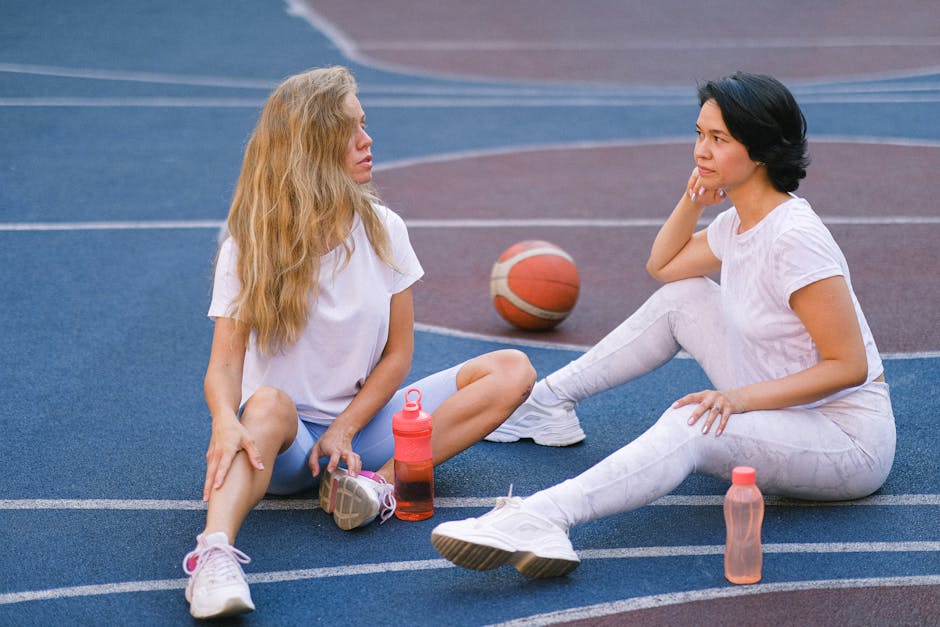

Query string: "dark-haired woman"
[[432, 73, 895, 578]]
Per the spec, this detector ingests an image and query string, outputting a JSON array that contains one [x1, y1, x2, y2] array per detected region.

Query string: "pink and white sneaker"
[[183, 531, 254, 619], [319, 467, 397, 530]]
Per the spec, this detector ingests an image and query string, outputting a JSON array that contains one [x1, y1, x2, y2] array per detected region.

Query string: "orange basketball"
[[490, 240, 580, 330]]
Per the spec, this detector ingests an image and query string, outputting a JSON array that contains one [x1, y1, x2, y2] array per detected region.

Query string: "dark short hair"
[[698, 72, 809, 192]]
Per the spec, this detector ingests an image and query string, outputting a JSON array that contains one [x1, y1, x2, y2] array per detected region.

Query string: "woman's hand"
[[686, 168, 726, 206], [673, 388, 745, 436], [203, 416, 265, 501], [309, 423, 361, 478], [646, 169, 723, 282]]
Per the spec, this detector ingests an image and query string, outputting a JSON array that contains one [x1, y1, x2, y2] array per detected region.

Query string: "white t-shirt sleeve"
[[773, 224, 844, 307], [383, 207, 424, 293], [208, 237, 242, 321]]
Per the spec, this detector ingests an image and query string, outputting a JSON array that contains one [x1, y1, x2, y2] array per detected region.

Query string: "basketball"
[[490, 240, 580, 330]]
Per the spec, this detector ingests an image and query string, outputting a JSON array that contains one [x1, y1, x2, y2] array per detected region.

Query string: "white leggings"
[[526, 277, 896, 529]]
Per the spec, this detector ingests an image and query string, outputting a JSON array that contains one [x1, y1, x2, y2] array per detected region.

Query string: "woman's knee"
[[653, 276, 718, 304], [493, 349, 536, 396], [241, 386, 297, 437], [639, 404, 704, 458], [460, 349, 536, 400], [655, 403, 699, 434]]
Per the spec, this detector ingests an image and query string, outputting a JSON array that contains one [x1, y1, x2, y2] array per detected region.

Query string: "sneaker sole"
[[189, 591, 254, 619], [431, 532, 579, 578], [319, 472, 378, 530], [484, 424, 586, 447]]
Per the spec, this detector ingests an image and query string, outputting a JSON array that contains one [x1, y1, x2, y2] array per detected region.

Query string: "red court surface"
[[377, 142, 939, 354], [306, 0, 940, 356], [310, 0, 940, 84]]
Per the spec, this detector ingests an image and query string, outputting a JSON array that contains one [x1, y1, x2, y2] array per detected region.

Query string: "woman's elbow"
[[645, 259, 667, 282], [839, 353, 869, 389], [848, 360, 869, 388]]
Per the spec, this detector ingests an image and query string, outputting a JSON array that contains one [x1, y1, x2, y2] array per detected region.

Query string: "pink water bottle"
[[392, 388, 434, 521], [724, 466, 764, 584]]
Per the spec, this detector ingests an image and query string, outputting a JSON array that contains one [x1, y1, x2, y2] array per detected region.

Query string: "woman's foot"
[[319, 467, 397, 530], [485, 380, 585, 446], [431, 491, 579, 578], [183, 531, 254, 619]]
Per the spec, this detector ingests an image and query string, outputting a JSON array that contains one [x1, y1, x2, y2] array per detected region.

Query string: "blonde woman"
[[182, 66, 535, 619]]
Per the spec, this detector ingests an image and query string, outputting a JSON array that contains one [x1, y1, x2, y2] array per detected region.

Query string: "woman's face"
[[343, 93, 373, 184], [693, 99, 760, 193]]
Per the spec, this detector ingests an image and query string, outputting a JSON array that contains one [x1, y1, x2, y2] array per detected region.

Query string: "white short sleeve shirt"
[[209, 205, 424, 424], [706, 196, 882, 406]]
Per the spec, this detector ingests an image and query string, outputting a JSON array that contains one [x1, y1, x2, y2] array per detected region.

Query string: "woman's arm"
[[202, 316, 265, 500], [736, 275, 868, 409], [679, 275, 869, 435], [647, 169, 722, 282], [309, 287, 415, 477]]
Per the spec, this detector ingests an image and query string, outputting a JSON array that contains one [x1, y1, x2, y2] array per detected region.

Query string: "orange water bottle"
[[724, 466, 764, 584], [392, 388, 434, 521]]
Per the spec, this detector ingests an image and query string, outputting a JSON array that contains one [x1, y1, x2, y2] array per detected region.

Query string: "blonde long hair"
[[224, 66, 395, 354]]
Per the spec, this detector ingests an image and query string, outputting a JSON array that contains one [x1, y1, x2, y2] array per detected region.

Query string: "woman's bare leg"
[[202, 386, 298, 542]]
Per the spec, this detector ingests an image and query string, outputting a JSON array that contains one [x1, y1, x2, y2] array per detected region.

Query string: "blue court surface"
[[1, 1, 938, 625]]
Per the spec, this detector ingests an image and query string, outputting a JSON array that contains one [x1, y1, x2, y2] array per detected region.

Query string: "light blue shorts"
[[266, 363, 463, 495]]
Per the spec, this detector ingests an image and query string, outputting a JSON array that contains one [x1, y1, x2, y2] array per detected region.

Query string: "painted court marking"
[[1, 493, 938, 510], [2, 215, 938, 232], [4, 62, 940, 107], [1, 547, 936, 607], [413, 323, 940, 360]]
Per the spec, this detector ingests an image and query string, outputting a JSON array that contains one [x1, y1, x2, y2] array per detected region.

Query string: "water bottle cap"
[[402, 388, 422, 414], [732, 466, 756, 485]]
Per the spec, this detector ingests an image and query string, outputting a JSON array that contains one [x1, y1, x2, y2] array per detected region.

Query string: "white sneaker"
[[183, 531, 254, 619], [319, 467, 397, 530], [431, 491, 579, 578], [485, 382, 586, 446]]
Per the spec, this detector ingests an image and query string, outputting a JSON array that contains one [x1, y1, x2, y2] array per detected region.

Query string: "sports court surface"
[[1, 1, 938, 624]]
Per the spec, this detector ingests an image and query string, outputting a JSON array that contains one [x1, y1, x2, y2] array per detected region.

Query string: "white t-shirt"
[[209, 205, 424, 424], [706, 195, 882, 407]]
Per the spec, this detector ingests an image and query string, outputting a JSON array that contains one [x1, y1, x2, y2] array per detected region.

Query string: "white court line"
[[1, 493, 937, 511], [489, 575, 940, 626], [1, 550, 936, 606], [0, 220, 225, 231], [359, 36, 940, 52], [4, 61, 940, 100], [0, 96, 687, 108], [5, 93, 940, 106], [0, 559, 450, 605], [405, 216, 940, 227], [0, 62, 277, 89], [0, 97, 266, 108], [2, 215, 939, 233], [578, 542, 940, 560], [415, 322, 940, 360], [0, 61, 683, 98]]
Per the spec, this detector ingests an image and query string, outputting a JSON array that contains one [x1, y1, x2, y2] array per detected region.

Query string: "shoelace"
[[373, 476, 397, 524], [493, 484, 517, 509], [183, 542, 251, 584], [490, 485, 572, 537]]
